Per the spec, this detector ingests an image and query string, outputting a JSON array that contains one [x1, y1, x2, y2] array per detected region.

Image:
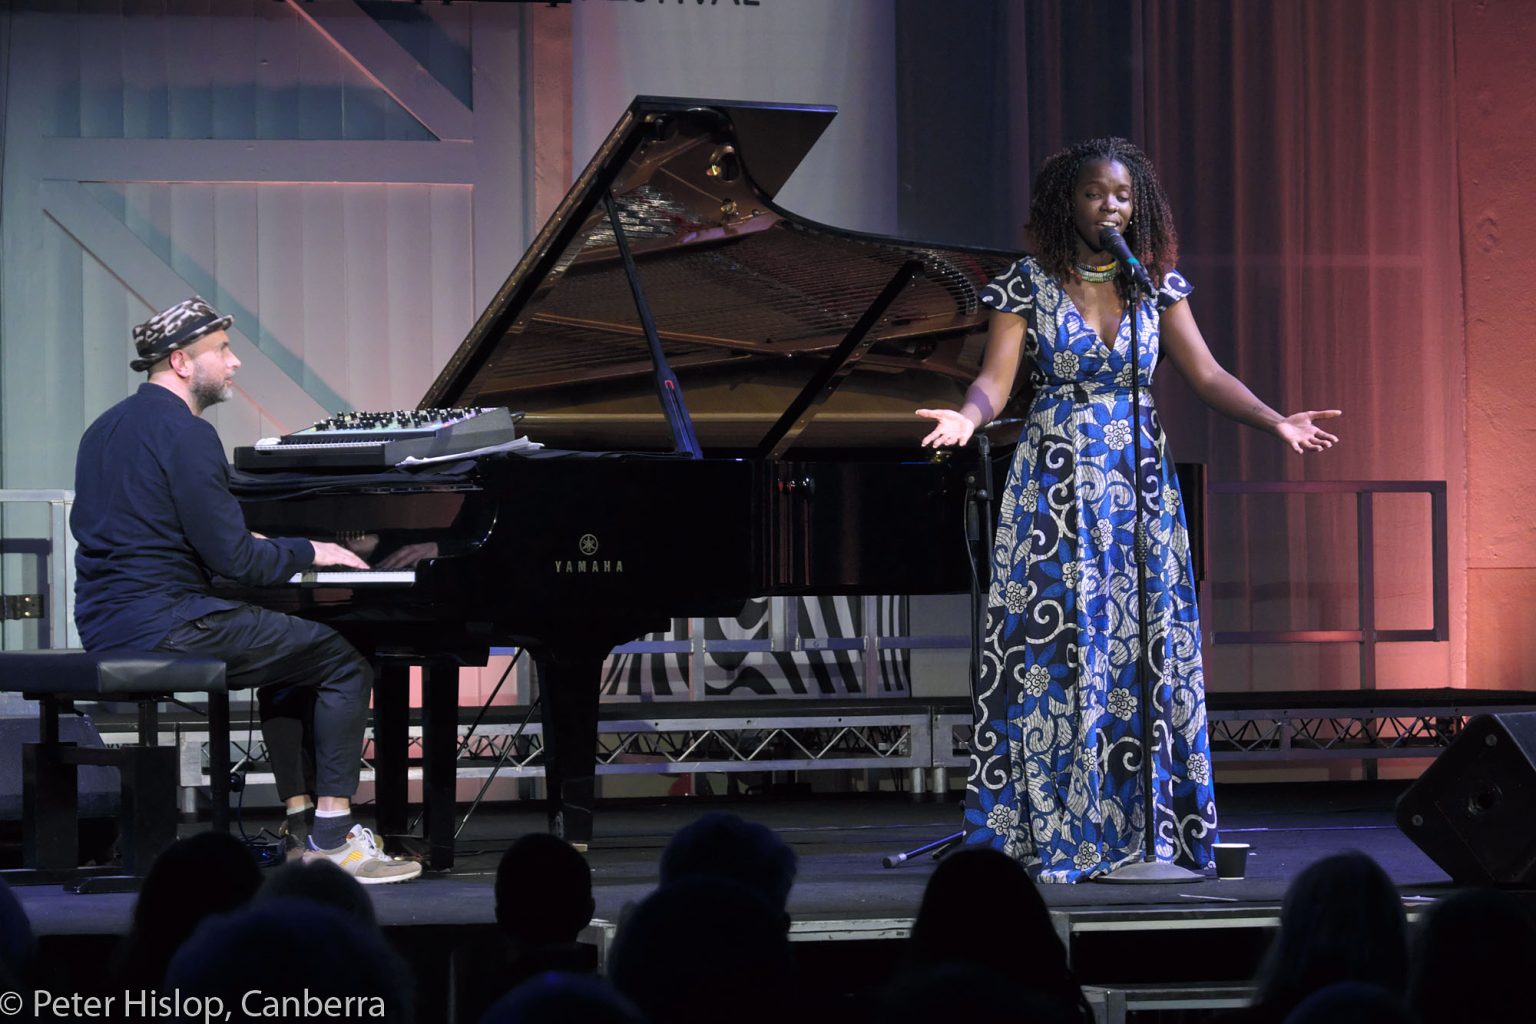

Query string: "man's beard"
[[190, 367, 232, 411]]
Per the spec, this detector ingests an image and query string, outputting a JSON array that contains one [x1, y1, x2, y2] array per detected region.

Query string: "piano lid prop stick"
[[604, 189, 703, 459]]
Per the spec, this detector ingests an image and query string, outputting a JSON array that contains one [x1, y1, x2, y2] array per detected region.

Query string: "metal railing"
[[1207, 480, 1449, 691]]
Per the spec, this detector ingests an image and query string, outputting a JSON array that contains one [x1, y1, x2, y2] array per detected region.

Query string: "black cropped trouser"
[[156, 604, 371, 800]]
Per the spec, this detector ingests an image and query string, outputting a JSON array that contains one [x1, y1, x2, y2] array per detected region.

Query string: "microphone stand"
[[1096, 262, 1204, 885], [881, 425, 1001, 868]]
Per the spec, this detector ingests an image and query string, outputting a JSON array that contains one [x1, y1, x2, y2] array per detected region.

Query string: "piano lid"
[[421, 96, 1021, 454]]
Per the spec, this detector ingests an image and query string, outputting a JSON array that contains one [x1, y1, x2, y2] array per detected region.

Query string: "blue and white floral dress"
[[961, 256, 1218, 882]]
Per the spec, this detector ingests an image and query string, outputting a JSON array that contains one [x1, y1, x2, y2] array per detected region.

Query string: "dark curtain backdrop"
[[896, 1, 1466, 695]]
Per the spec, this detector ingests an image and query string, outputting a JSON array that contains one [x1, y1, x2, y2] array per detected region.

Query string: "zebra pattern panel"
[[601, 596, 912, 700]]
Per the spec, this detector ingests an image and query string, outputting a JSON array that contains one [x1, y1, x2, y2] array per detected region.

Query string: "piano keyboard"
[[286, 570, 417, 586]]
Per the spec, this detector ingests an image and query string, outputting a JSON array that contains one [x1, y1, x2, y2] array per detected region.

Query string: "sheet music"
[[395, 435, 543, 466]]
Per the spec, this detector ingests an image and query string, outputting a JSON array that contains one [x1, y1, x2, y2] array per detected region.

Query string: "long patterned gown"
[[961, 256, 1219, 883]]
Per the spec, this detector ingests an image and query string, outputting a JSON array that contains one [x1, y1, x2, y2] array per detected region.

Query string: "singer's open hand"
[[1276, 409, 1342, 454], [916, 408, 976, 448]]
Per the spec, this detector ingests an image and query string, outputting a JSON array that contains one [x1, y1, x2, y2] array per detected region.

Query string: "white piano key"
[[287, 570, 417, 585]]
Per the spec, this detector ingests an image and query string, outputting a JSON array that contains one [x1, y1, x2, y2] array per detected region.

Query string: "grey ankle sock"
[[311, 811, 355, 850]]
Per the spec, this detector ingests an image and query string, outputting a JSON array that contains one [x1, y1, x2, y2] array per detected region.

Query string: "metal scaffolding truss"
[[132, 690, 1534, 800], [455, 713, 932, 776], [1204, 703, 1510, 760], [161, 709, 938, 793], [1207, 713, 1455, 758]]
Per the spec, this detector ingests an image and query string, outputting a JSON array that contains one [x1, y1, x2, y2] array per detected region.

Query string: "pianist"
[[71, 296, 421, 884]]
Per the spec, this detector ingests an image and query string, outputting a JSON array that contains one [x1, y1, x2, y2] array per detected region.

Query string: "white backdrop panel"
[[40, 0, 432, 141], [571, 0, 897, 236]]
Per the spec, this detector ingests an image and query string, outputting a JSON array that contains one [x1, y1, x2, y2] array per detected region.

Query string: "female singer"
[[917, 138, 1340, 881]]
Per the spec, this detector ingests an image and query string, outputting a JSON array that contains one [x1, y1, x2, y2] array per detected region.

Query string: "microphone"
[[1098, 226, 1154, 295]]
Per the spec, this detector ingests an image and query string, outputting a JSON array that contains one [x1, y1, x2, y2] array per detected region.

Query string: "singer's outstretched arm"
[[1159, 298, 1341, 453]]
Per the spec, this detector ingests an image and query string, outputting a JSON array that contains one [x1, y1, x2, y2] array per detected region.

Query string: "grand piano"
[[234, 97, 1023, 868]]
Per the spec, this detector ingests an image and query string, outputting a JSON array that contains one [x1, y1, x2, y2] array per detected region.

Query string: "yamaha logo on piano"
[[555, 533, 623, 575]]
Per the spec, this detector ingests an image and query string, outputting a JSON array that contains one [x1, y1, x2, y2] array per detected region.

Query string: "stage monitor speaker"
[[1396, 712, 1536, 885]]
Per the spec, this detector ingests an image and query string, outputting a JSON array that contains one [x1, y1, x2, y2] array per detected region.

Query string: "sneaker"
[[277, 819, 309, 863], [306, 826, 423, 885]]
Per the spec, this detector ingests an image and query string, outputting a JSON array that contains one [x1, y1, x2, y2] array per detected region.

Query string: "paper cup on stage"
[[1213, 842, 1251, 880]]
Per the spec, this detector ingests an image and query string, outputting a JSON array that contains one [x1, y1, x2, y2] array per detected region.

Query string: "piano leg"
[[533, 645, 604, 847], [419, 660, 460, 871], [372, 661, 410, 839]]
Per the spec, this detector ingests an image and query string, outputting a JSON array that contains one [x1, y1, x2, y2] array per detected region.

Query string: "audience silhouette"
[[257, 857, 379, 928], [110, 830, 262, 990], [453, 832, 598, 1024], [907, 847, 1091, 1022], [658, 811, 798, 917], [165, 897, 413, 1023], [0, 877, 36, 1005], [1280, 981, 1413, 1024], [477, 971, 644, 1024], [1409, 886, 1536, 1023], [1239, 851, 1408, 1022], [874, 961, 1088, 1024], [608, 875, 796, 1024], [494, 832, 597, 955]]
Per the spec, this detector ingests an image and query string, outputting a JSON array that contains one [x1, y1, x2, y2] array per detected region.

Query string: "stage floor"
[[13, 781, 1457, 936]]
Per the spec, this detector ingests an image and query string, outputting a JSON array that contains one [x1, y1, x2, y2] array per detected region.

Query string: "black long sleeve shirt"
[[72, 383, 314, 651]]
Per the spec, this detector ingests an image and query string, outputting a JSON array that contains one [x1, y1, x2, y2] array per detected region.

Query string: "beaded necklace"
[[1075, 260, 1119, 284]]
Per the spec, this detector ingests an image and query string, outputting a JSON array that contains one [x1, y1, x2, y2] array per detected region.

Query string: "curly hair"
[[1027, 137, 1179, 297]]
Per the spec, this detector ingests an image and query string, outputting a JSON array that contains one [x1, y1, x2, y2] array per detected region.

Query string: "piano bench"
[[0, 650, 230, 891]]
